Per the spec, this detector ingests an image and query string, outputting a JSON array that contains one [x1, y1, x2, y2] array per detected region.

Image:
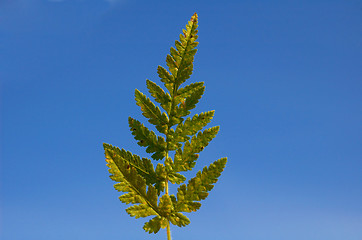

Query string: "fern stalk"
[[167, 221, 172, 240], [165, 151, 172, 240], [103, 13, 227, 239]]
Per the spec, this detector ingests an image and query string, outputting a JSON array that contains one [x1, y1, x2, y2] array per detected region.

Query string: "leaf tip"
[[192, 12, 198, 21]]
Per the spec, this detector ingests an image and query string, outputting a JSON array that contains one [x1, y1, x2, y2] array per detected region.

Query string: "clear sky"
[[1, 0, 361, 240]]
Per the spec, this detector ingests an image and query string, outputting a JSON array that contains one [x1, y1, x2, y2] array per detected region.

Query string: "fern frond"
[[129, 117, 167, 160], [165, 156, 186, 184], [126, 204, 157, 219], [157, 66, 174, 94], [158, 194, 173, 216], [175, 158, 227, 212], [103, 13, 228, 237], [174, 126, 220, 172], [160, 13, 199, 128], [169, 82, 205, 127], [172, 13, 199, 88], [175, 85, 205, 118], [103, 143, 161, 187], [174, 82, 204, 105], [143, 216, 168, 234], [146, 79, 172, 113], [104, 144, 160, 217], [173, 110, 215, 142], [134, 89, 169, 134], [166, 128, 183, 151], [169, 212, 190, 227]]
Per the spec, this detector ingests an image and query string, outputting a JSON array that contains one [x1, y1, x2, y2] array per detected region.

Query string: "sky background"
[[1, 0, 362, 239]]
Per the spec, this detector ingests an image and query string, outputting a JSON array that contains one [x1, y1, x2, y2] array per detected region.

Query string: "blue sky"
[[1, 0, 361, 239]]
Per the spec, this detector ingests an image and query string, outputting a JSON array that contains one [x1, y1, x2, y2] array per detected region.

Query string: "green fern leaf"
[[126, 204, 158, 219], [129, 117, 167, 160], [168, 172, 187, 184], [165, 128, 183, 151], [146, 79, 172, 113], [174, 126, 220, 172], [159, 195, 191, 227], [134, 89, 169, 134], [171, 190, 201, 213], [157, 66, 174, 94], [143, 216, 168, 234], [158, 194, 173, 216], [103, 143, 161, 187], [175, 158, 227, 212], [103, 13, 228, 238], [166, 82, 205, 127], [175, 85, 205, 118], [172, 14, 199, 88], [167, 84, 205, 128], [169, 212, 190, 227], [153, 163, 167, 193], [186, 157, 227, 201], [165, 157, 186, 184], [104, 144, 160, 215], [174, 82, 204, 106], [155, 163, 167, 179], [160, 13, 199, 128], [166, 54, 179, 78], [173, 110, 215, 142]]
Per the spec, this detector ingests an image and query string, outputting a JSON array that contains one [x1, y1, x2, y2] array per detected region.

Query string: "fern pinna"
[[103, 13, 227, 240]]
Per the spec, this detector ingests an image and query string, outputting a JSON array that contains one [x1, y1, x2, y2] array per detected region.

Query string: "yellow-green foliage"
[[103, 13, 227, 237]]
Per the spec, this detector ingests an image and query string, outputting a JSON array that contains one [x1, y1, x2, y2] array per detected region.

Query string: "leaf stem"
[[165, 179, 169, 195], [164, 152, 172, 240], [167, 222, 172, 240], [165, 179, 172, 240]]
